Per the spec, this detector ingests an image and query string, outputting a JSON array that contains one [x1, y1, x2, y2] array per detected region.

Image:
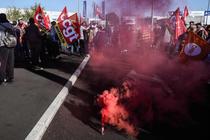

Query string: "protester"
[[196, 23, 208, 40], [16, 18, 28, 61], [79, 21, 89, 56], [0, 13, 16, 84], [93, 25, 106, 52], [49, 21, 60, 59], [25, 17, 42, 69]]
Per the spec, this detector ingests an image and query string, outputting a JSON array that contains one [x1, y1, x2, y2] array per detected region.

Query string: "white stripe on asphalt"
[[25, 55, 90, 140]]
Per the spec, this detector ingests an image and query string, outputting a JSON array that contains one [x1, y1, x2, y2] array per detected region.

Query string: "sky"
[[0, 0, 209, 16]]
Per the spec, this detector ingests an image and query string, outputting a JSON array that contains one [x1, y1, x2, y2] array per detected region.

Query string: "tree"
[[23, 3, 43, 21], [6, 7, 22, 21], [6, 3, 44, 22]]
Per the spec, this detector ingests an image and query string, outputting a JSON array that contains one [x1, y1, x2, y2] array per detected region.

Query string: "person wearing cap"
[[0, 13, 16, 84]]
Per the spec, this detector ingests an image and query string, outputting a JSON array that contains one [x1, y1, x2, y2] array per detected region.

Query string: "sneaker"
[[34, 66, 44, 70], [5, 78, 14, 83]]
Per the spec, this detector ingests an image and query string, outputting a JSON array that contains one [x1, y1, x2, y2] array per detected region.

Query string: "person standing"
[[80, 22, 89, 56], [25, 18, 42, 68], [0, 13, 16, 84]]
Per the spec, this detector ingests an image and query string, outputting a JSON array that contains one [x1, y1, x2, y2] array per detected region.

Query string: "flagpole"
[[151, 0, 154, 31], [151, 0, 154, 47], [206, 0, 210, 25], [78, 0, 80, 18]]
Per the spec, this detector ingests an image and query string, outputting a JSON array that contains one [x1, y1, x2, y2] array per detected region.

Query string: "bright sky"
[[0, 0, 209, 15]]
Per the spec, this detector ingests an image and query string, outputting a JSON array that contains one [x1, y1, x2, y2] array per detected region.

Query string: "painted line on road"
[[25, 55, 90, 140]]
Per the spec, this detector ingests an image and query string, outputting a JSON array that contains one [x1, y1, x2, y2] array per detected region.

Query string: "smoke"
[[94, 50, 209, 136], [97, 88, 138, 136], [90, 0, 209, 137], [105, 0, 173, 16]]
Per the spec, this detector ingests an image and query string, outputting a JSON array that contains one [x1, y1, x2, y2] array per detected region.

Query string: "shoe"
[[5, 78, 13, 83], [33, 66, 44, 70]]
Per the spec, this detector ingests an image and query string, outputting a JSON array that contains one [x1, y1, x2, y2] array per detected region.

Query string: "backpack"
[[0, 24, 17, 48]]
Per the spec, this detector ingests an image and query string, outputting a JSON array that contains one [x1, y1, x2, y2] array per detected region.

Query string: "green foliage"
[[6, 3, 44, 22], [6, 7, 22, 21]]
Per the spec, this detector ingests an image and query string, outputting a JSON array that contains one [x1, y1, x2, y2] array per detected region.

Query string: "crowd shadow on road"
[[14, 56, 83, 86]]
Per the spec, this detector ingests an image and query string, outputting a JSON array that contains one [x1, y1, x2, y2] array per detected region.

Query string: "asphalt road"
[[0, 54, 84, 140], [1, 51, 210, 140], [43, 52, 210, 140], [42, 53, 137, 140]]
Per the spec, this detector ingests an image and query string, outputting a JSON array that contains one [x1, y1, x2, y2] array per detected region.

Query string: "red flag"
[[44, 15, 51, 30], [183, 6, 189, 21], [57, 6, 68, 22], [34, 5, 45, 29], [69, 13, 80, 37], [180, 31, 210, 60], [95, 5, 102, 16], [175, 8, 187, 41], [57, 16, 80, 44]]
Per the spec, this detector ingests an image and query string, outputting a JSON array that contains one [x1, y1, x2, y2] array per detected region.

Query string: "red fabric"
[[175, 8, 186, 41], [34, 5, 45, 29], [57, 15, 80, 44], [95, 5, 102, 16], [44, 15, 50, 30], [69, 13, 80, 37], [180, 31, 210, 60], [183, 6, 189, 21], [57, 6, 68, 22]]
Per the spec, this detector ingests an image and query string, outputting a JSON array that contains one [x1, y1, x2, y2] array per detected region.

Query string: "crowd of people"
[[1, 11, 210, 85], [0, 12, 109, 85]]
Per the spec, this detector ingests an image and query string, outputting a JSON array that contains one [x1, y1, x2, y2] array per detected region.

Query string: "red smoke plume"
[[106, 0, 173, 15], [91, 0, 209, 138]]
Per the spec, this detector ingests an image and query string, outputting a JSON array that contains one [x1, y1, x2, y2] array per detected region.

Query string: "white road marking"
[[25, 55, 90, 140]]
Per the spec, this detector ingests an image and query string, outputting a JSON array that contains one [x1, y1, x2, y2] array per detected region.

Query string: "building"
[[0, 8, 74, 22]]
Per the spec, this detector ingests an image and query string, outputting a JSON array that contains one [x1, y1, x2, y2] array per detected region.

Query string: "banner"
[[56, 16, 80, 45], [55, 23, 68, 46], [180, 31, 210, 60], [57, 6, 68, 22]]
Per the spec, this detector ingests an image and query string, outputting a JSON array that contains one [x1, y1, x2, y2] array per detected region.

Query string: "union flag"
[[57, 6, 68, 22], [34, 5, 46, 29]]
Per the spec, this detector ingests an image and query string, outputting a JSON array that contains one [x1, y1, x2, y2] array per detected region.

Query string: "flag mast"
[[151, 0, 154, 47], [206, 0, 210, 25]]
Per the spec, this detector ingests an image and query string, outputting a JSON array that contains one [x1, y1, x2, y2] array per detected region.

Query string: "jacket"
[[0, 22, 15, 47]]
